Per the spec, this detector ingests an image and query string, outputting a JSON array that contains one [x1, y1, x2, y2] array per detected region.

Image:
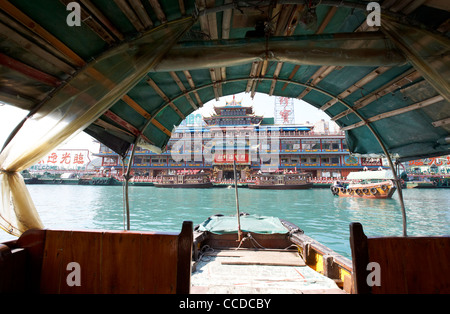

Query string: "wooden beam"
[[296, 66, 337, 99], [151, 118, 172, 137], [0, 88, 38, 110], [113, 0, 145, 32], [94, 118, 136, 138], [129, 0, 153, 29], [169, 71, 196, 117], [341, 95, 445, 131], [0, 53, 60, 87], [246, 62, 259, 93], [269, 62, 284, 96], [148, 0, 167, 24], [183, 70, 202, 108], [316, 6, 338, 34], [104, 110, 142, 137], [103, 110, 157, 143], [147, 75, 188, 118], [390, 0, 416, 13], [122, 95, 151, 120], [282, 5, 337, 92], [320, 66, 391, 111], [80, 0, 125, 40], [432, 117, 450, 128], [274, 4, 300, 36], [178, 0, 186, 16], [281, 65, 300, 91], [251, 62, 264, 98], [401, 0, 427, 15], [382, 0, 398, 9], [0, 0, 85, 67], [332, 69, 422, 121], [424, 0, 450, 11], [221, 0, 233, 39], [0, 20, 75, 75], [59, 0, 116, 44]]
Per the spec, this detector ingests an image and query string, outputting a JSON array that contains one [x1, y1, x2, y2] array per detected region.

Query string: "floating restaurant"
[[95, 96, 384, 182]]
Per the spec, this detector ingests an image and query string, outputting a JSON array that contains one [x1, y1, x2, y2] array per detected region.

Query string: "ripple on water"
[[1, 186, 448, 259]]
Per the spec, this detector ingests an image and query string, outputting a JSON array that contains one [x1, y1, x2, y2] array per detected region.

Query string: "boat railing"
[[309, 177, 336, 184]]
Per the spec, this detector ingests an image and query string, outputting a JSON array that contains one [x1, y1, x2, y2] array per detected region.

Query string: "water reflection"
[[1, 186, 448, 259]]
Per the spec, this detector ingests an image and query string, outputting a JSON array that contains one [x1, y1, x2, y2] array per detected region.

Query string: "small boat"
[[331, 170, 396, 199], [249, 173, 313, 190], [154, 173, 213, 188], [191, 214, 352, 294]]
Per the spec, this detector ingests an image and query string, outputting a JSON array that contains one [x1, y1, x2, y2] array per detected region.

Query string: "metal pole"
[[233, 159, 243, 242], [124, 143, 137, 231]]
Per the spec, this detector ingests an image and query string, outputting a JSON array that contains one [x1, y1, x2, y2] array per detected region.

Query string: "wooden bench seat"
[[0, 221, 193, 294], [350, 222, 450, 294]]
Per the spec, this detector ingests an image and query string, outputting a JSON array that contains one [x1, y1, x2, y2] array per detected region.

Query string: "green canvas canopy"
[[197, 214, 289, 234], [0, 0, 448, 163]]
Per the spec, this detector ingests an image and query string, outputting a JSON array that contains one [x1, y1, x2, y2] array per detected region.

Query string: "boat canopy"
[[197, 215, 288, 235], [347, 170, 395, 181], [0, 0, 449, 235]]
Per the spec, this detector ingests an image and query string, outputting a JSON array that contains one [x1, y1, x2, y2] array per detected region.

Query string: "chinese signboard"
[[213, 153, 249, 164], [36, 149, 91, 168], [408, 156, 450, 167]]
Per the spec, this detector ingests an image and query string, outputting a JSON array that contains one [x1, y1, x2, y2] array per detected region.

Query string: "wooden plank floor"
[[204, 249, 306, 266], [191, 249, 346, 294]]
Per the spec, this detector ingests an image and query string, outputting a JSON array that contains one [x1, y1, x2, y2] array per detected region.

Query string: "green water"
[[1, 186, 449, 259]]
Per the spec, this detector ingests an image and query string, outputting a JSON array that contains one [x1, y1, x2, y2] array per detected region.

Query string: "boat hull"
[[248, 183, 313, 190], [331, 181, 396, 199], [154, 182, 213, 188], [192, 215, 352, 294]]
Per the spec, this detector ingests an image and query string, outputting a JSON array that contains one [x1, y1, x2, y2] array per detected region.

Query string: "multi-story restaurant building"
[[95, 97, 384, 181]]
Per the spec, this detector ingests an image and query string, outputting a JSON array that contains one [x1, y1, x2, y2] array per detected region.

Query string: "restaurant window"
[[331, 157, 340, 164], [302, 139, 320, 151]]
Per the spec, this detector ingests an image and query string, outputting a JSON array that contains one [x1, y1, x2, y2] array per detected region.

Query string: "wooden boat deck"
[[191, 248, 346, 294]]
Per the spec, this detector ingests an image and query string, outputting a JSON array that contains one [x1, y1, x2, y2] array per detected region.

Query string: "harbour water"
[[1, 186, 449, 259]]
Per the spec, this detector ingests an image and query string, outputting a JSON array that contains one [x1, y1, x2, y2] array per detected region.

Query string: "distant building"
[[95, 96, 384, 180]]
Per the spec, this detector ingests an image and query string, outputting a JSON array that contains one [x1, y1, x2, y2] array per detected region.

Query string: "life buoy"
[[362, 188, 369, 194], [370, 188, 378, 195], [330, 187, 337, 195], [381, 185, 388, 191]]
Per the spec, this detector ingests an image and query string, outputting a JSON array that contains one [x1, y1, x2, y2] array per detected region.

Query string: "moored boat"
[[331, 170, 396, 199], [249, 173, 313, 190], [154, 173, 213, 188], [191, 214, 352, 293]]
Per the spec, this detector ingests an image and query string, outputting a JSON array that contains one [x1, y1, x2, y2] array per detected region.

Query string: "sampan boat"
[[249, 173, 313, 190], [154, 173, 213, 188], [191, 214, 352, 294], [331, 170, 396, 199]]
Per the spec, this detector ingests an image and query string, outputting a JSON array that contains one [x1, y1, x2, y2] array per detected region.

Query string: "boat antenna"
[[233, 158, 243, 242]]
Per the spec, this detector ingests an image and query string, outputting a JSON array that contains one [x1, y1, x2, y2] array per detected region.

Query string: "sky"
[[0, 92, 335, 154]]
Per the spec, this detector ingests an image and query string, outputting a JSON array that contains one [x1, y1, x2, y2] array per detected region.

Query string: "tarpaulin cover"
[[197, 214, 288, 235], [0, 17, 194, 236]]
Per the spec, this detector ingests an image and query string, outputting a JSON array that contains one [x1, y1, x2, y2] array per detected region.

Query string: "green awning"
[[197, 215, 288, 235], [0, 1, 448, 162]]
